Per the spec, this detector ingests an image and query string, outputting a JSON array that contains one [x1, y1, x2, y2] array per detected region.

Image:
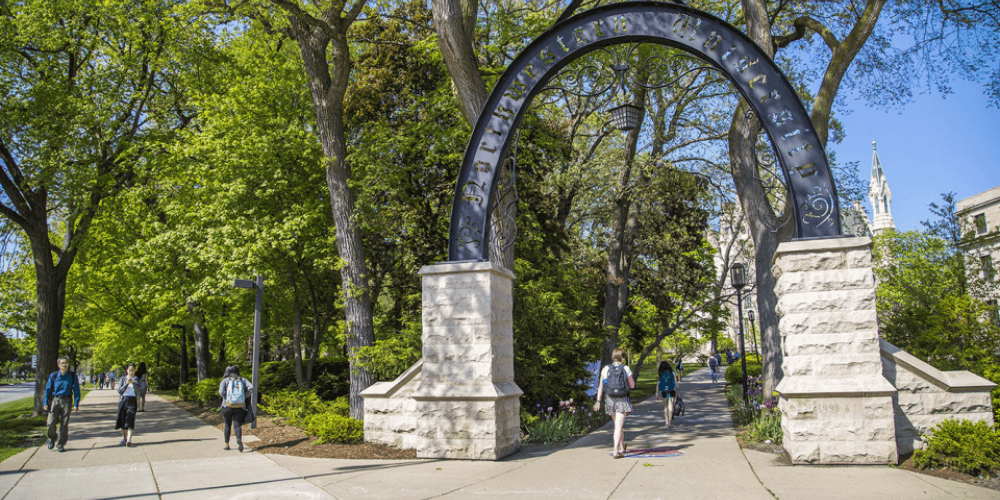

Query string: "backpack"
[[604, 364, 630, 398], [673, 396, 685, 417], [226, 378, 246, 406], [659, 370, 676, 393]]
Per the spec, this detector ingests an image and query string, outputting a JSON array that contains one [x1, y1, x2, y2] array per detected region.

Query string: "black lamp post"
[[170, 324, 188, 385], [748, 309, 759, 360], [730, 263, 749, 407], [233, 276, 263, 429]]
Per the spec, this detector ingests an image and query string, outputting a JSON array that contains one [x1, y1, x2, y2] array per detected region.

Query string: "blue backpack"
[[658, 370, 676, 394]]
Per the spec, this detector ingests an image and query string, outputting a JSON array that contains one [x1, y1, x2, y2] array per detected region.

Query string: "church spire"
[[868, 140, 896, 235]]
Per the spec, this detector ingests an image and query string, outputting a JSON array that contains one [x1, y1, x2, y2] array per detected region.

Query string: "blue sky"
[[830, 79, 1000, 233]]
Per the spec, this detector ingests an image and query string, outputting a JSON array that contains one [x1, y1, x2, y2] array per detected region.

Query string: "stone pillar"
[[774, 236, 898, 464], [412, 261, 522, 459]]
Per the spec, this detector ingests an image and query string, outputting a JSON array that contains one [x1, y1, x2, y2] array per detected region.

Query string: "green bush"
[[178, 381, 197, 402], [259, 390, 330, 423], [196, 378, 222, 407], [148, 365, 179, 391], [745, 411, 783, 444], [913, 419, 1000, 476], [522, 401, 608, 444], [301, 412, 364, 444], [256, 358, 350, 401], [329, 396, 349, 417], [725, 362, 762, 386]]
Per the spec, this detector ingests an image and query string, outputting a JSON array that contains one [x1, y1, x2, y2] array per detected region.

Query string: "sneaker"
[[238, 441, 243, 452], [224, 444, 230, 451], [120, 438, 127, 446], [46, 440, 54, 451], [56, 446, 65, 453]]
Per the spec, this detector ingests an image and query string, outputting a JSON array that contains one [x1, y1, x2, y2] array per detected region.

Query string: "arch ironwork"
[[448, 2, 842, 263]]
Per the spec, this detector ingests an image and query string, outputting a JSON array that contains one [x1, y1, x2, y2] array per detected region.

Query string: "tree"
[[0, 0, 213, 410]]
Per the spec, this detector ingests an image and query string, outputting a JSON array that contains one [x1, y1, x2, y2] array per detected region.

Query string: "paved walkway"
[[0, 368, 996, 499]]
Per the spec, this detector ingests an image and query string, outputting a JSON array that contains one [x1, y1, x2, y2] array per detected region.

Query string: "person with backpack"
[[218, 365, 254, 452], [115, 363, 140, 446], [708, 354, 719, 383], [43, 356, 81, 452], [655, 361, 678, 426], [592, 348, 635, 459]]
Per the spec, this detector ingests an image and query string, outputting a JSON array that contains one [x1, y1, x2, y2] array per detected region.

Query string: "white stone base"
[[362, 261, 522, 460]]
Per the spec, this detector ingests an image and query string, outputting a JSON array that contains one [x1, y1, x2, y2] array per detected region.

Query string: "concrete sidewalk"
[[1, 368, 997, 499]]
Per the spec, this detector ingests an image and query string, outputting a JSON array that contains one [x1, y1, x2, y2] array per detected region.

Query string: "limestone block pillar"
[[412, 261, 522, 459], [774, 236, 898, 464]]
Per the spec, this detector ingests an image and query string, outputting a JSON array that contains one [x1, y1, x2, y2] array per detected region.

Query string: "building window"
[[975, 213, 987, 235], [988, 300, 1000, 327], [983, 255, 995, 282]]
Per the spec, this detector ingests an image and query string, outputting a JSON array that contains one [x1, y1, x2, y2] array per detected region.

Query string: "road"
[[0, 382, 35, 405]]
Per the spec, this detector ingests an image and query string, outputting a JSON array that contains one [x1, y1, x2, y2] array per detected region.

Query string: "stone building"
[[957, 185, 1000, 316], [868, 140, 896, 235]]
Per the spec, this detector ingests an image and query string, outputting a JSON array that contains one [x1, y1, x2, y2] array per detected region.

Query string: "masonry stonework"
[[361, 261, 521, 460], [774, 237, 899, 464]]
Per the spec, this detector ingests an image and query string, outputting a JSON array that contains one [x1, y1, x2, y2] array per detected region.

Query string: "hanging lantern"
[[609, 103, 645, 131]]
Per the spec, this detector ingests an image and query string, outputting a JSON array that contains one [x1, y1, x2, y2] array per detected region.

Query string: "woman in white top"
[[115, 363, 139, 447], [593, 348, 635, 458]]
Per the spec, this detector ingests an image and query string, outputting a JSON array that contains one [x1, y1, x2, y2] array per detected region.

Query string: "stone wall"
[[361, 261, 522, 460], [774, 236, 899, 464], [881, 340, 996, 456]]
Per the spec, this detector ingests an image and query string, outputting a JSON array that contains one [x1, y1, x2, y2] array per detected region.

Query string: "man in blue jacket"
[[43, 356, 81, 452]]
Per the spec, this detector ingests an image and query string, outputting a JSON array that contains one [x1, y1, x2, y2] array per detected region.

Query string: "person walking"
[[708, 354, 719, 383], [97, 372, 105, 390], [218, 365, 254, 452], [108, 370, 116, 390], [593, 348, 635, 459], [115, 363, 140, 447], [655, 361, 679, 426], [135, 362, 148, 412], [43, 356, 82, 452]]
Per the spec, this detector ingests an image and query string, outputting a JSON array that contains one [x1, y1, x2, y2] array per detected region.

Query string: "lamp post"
[[748, 309, 759, 360], [730, 263, 749, 407], [170, 324, 188, 385], [233, 276, 263, 429]]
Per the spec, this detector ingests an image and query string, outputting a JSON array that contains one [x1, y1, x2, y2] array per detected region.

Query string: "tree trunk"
[[600, 106, 645, 367], [30, 248, 67, 414], [290, 18, 375, 420], [291, 276, 306, 389], [185, 300, 211, 381], [432, 0, 488, 126]]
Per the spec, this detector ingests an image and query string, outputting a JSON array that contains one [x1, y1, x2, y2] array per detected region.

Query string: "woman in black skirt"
[[116, 363, 139, 447], [593, 348, 635, 458]]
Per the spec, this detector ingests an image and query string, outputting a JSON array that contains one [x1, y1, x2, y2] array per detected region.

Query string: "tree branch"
[[774, 16, 840, 51]]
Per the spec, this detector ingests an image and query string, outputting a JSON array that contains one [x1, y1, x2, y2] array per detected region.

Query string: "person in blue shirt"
[[43, 356, 81, 452]]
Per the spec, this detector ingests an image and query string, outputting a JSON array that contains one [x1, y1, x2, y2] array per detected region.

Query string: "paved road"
[[0, 383, 35, 405], [0, 368, 996, 499]]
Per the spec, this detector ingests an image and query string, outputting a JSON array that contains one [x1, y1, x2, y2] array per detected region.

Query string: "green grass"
[[0, 396, 47, 462]]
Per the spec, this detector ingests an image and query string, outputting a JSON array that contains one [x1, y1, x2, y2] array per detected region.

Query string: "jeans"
[[47, 396, 73, 447], [221, 406, 247, 443]]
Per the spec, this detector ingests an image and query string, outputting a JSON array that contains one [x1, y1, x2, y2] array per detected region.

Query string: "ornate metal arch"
[[448, 2, 842, 264]]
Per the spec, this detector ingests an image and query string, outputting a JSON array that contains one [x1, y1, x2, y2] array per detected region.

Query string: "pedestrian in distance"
[[593, 348, 635, 459], [115, 363, 140, 447], [218, 365, 254, 452], [708, 354, 719, 383], [108, 370, 116, 390], [656, 361, 678, 426], [43, 356, 81, 452], [98, 372, 105, 390], [135, 362, 148, 412]]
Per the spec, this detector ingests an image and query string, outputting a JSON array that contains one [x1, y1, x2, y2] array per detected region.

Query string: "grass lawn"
[[0, 397, 46, 462], [0, 389, 92, 462]]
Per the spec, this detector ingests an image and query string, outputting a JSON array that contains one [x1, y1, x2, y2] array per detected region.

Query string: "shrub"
[[329, 396, 349, 417], [259, 390, 330, 423], [522, 399, 608, 443], [257, 361, 297, 395], [195, 378, 222, 407], [725, 362, 762, 386], [256, 358, 350, 401], [745, 406, 782, 444], [301, 412, 364, 444], [913, 419, 1000, 476], [178, 381, 197, 402], [148, 365, 179, 391]]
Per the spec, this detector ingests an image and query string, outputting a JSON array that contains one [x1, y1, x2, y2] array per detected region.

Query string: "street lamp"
[[730, 263, 750, 408], [233, 276, 263, 429], [747, 309, 759, 360], [170, 324, 188, 385]]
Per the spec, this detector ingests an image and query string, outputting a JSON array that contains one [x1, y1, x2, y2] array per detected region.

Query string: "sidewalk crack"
[[606, 460, 638, 499]]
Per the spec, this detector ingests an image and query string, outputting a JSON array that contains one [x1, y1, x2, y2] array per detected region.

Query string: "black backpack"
[[605, 364, 630, 397], [673, 396, 685, 417]]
